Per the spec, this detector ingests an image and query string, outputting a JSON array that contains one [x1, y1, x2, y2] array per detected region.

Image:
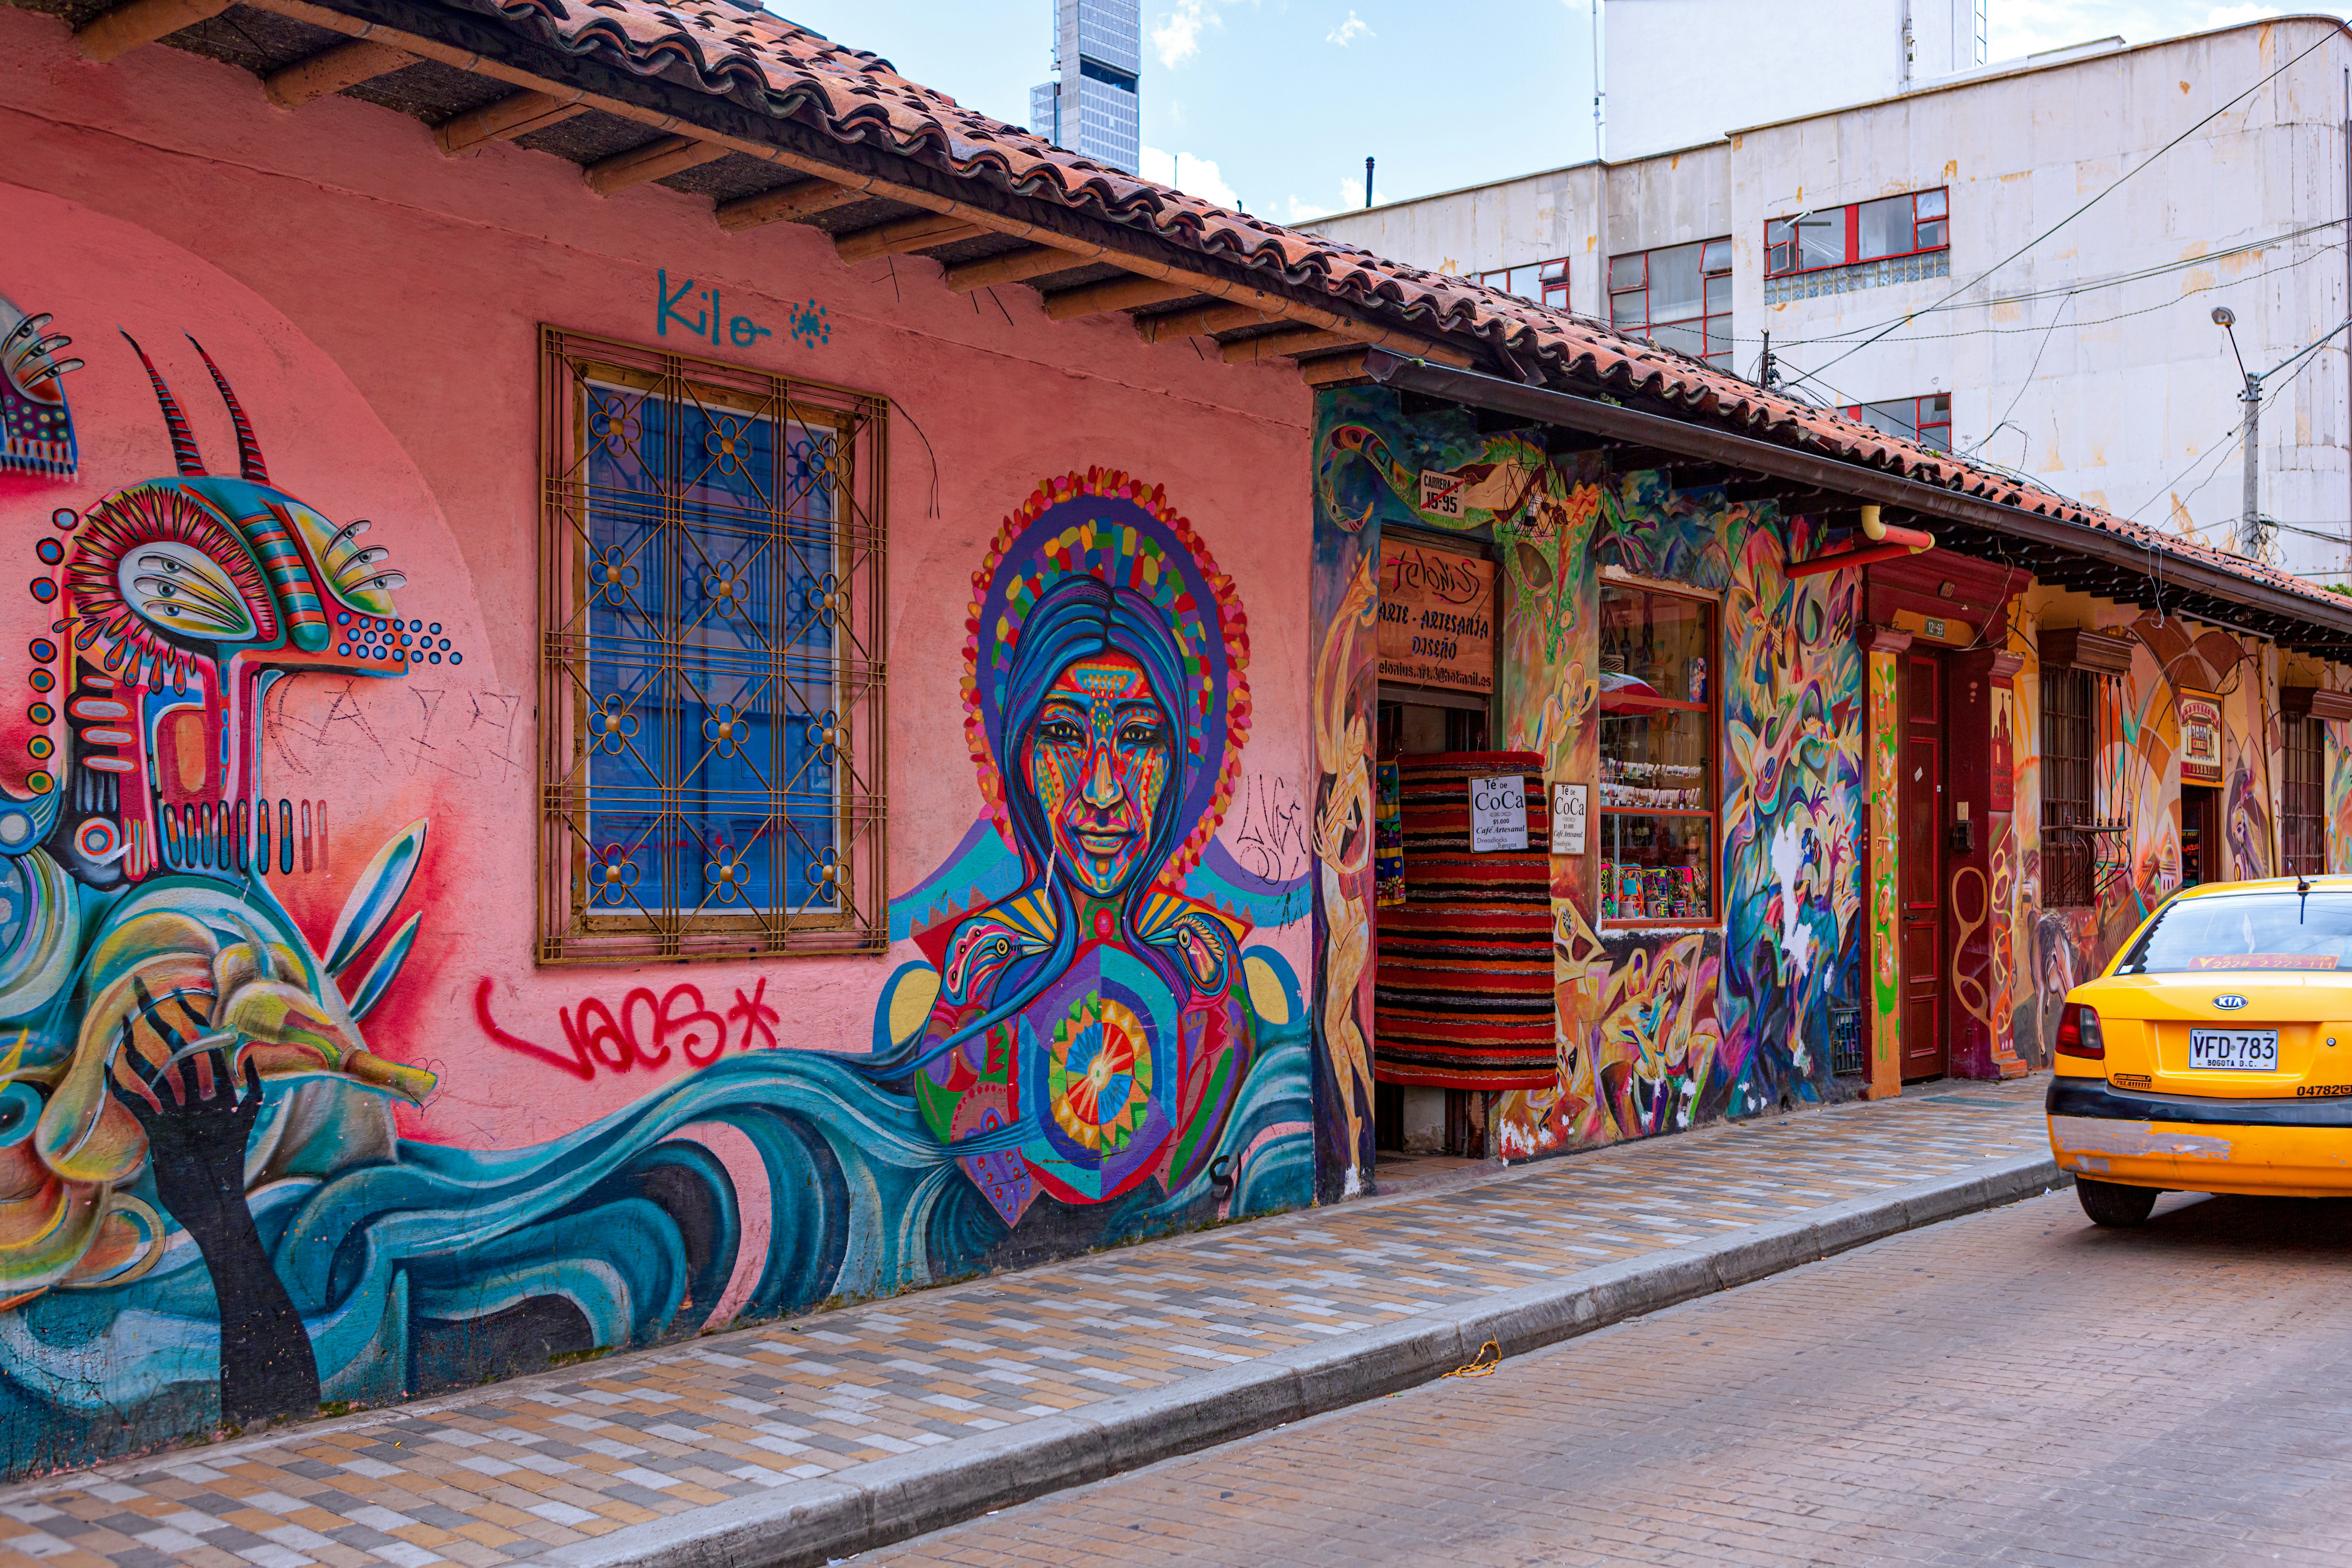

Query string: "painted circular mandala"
[[1047, 995, 1153, 1155], [962, 469, 1250, 881]]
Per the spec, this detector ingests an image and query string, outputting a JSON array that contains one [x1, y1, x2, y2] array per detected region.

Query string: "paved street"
[[872, 1188, 2352, 1567], [0, 1084, 2046, 1568]]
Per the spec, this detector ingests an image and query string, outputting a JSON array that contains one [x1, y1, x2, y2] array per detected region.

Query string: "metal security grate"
[[2040, 666, 2096, 907], [537, 327, 888, 963], [2284, 714, 2325, 877], [1829, 1004, 1864, 1077]]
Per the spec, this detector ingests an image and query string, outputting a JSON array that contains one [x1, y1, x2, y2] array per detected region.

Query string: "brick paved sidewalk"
[[0, 1080, 2049, 1568]]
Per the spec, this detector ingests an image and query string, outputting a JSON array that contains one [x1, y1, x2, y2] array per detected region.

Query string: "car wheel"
[[2076, 1178, 2160, 1228]]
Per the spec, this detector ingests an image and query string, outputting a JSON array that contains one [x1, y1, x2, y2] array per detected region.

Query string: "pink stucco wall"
[[0, 3, 1316, 1470], [1, 0, 1311, 1126]]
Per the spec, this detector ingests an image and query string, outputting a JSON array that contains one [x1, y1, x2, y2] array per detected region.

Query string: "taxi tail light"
[[2055, 1003, 2105, 1060]]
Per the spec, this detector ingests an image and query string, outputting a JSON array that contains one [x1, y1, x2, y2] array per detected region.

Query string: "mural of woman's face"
[[1024, 651, 1171, 898]]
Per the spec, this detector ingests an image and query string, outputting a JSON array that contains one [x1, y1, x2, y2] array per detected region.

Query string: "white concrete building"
[[1605, 0, 1987, 161], [1308, 16, 2352, 579]]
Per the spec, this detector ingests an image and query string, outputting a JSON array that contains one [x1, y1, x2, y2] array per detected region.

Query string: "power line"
[[1787, 27, 2341, 383], [1761, 239, 2345, 351], [2129, 313, 2344, 537], [1768, 220, 2343, 347]]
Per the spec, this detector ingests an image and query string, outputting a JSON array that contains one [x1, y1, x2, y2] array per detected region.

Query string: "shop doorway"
[[1899, 650, 1949, 1080], [2181, 784, 2218, 886], [1372, 693, 1492, 1161]]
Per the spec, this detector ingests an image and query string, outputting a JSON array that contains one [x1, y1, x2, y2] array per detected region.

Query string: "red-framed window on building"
[[1608, 239, 1733, 369], [1597, 581, 1718, 928], [1766, 189, 1948, 278], [1476, 257, 1570, 309], [1842, 395, 1952, 452]]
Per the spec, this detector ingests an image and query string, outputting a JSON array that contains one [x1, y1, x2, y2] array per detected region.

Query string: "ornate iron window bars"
[[537, 327, 888, 962]]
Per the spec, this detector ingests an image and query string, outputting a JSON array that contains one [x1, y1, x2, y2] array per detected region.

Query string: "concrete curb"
[[524, 1151, 2067, 1568]]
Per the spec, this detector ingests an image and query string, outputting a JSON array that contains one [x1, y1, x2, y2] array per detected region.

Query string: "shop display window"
[[1598, 583, 1717, 925]]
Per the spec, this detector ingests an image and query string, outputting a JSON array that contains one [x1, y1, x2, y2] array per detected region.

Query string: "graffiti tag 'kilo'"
[[656, 269, 775, 349]]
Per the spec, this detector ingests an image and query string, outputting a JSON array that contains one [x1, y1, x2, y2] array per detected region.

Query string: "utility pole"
[[2241, 369, 2264, 562], [2214, 306, 2266, 562], [2213, 304, 2352, 563]]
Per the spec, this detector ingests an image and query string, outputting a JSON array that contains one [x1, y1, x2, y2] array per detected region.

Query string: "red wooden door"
[[1899, 653, 1947, 1080]]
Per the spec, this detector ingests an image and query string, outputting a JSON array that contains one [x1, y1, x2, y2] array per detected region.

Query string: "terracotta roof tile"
[[446, 0, 2341, 612]]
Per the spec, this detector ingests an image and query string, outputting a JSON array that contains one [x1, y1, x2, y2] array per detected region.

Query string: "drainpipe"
[[1787, 503, 1935, 578]]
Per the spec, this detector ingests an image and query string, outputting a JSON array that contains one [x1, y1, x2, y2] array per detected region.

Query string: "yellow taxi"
[[2048, 875, 2352, 1226]]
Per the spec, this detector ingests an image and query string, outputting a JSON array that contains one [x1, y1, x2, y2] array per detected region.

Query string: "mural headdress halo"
[[962, 469, 1250, 882]]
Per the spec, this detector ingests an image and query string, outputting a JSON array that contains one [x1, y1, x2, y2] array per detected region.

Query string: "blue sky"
[[775, 1, 2338, 222]]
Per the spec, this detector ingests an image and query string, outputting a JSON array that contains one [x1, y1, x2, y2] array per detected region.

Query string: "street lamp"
[[2211, 306, 2267, 562]]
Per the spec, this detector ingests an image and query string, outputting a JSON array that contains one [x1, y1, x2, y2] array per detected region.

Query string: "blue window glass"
[[581, 381, 840, 919]]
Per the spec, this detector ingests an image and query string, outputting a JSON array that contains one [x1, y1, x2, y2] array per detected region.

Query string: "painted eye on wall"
[[70, 483, 275, 666]]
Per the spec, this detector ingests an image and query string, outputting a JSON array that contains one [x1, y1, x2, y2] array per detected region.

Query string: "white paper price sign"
[[1469, 774, 1529, 853], [1550, 782, 1588, 855]]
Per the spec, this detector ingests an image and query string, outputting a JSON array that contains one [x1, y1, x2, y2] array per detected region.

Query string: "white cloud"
[[1151, 0, 1218, 67], [1326, 8, 1372, 44], [1284, 174, 1385, 225], [1140, 145, 1240, 208], [2205, 2, 2280, 21]]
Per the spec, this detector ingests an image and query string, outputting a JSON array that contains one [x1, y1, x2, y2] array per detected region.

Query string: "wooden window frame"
[[2040, 666, 2097, 908], [535, 325, 890, 965], [2283, 714, 2326, 877], [1596, 574, 1720, 931]]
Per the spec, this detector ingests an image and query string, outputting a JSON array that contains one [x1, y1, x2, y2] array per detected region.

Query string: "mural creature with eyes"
[[870, 473, 1293, 1235], [0, 334, 448, 1423]]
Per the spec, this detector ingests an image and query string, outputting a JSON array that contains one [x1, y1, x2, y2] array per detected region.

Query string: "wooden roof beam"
[[212, 0, 1490, 373], [1221, 328, 1357, 364], [717, 179, 866, 232], [1042, 276, 1197, 320], [835, 212, 988, 264], [588, 134, 731, 194], [76, 0, 228, 61], [438, 90, 588, 155], [1138, 302, 1282, 342], [1300, 351, 1372, 388], [944, 246, 1095, 293], [264, 38, 412, 106]]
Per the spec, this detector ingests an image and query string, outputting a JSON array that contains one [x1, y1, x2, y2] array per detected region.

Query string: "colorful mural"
[[2331, 718, 2352, 875], [1310, 389, 1865, 1163], [0, 274, 1309, 1472], [872, 473, 1311, 1236], [1866, 647, 1901, 1093], [1309, 459, 1378, 1199], [2003, 599, 2267, 1063]]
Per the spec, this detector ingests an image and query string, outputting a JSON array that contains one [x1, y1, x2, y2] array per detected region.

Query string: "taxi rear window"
[[2115, 891, 2352, 975]]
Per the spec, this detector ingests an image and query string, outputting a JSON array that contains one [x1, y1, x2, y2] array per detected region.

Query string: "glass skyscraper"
[[1030, 0, 1139, 173]]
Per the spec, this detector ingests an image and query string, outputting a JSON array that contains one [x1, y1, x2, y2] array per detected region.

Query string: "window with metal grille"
[[1766, 188, 1948, 278], [1842, 395, 1951, 452], [2284, 715, 2326, 877], [537, 327, 888, 962], [1608, 238, 1733, 369], [2041, 666, 2096, 907], [1476, 257, 1570, 309]]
